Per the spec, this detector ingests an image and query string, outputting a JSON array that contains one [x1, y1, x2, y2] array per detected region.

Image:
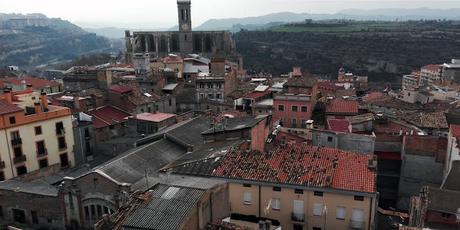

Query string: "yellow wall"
[[229, 182, 376, 230], [0, 115, 75, 180]]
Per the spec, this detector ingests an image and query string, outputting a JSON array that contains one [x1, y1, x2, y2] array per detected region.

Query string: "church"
[[125, 0, 236, 61]]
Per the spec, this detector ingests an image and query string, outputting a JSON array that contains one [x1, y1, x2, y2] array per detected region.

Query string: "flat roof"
[[133, 113, 177, 123]]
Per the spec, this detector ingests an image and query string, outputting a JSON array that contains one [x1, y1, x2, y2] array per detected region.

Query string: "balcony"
[[291, 212, 305, 222], [350, 220, 365, 229], [56, 128, 65, 136], [37, 148, 48, 157], [11, 138, 22, 146], [13, 155, 27, 164], [0, 161, 5, 169]]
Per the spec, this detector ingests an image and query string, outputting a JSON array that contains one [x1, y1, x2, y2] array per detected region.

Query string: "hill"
[[0, 13, 113, 69], [234, 20, 460, 82], [196, 8, 460, 31]]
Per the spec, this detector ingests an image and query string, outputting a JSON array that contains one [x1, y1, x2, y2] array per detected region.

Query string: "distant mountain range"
[[0, 13, 114, 69], [83, 8, 460, 38], [195, 8, 460, 31]]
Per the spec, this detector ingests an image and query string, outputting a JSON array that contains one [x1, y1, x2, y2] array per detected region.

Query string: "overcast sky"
[[2, 0, 460, 29]]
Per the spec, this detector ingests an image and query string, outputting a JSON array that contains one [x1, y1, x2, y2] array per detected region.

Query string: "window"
[[273, 186, 282, 192], [327, 136, 333, 142], [55, 121, 64, 135], [301, 106, 308, 112], [199, 83, 204, 88], [9, 116, 16, 124], [11, 131, 20, 140], [169, 99, 172, 106], [292, 106, 298, 112], [278, 105, 284, 111], [58, 136, 67, 150], [243, 184, 252, 187], [12, 209, 26, 223], [208, 94, 214, 99], [0, 171, 4, 181], [84, 206, 90, 220], [97, 205, 102, 219], [271, 198, 281, 210], [216, 94, 222, 99], [312, 228, 322, 230], [36, 141, 46, 156], [293, 225, 303, 230], [31, 211, 38, 224], [314, 191, 323, 196], [313, 203, 324, 216], [103, 207, 109, 215], [292, 119, 297, 128], [60, 153, 69, 168], [13, 146, 23, 158], [351, 208, 364, 224], [336, 206, 346, 220], [294, 189, 304, 194], [39, 159, 48, 169], [354, 196, 364, 201], [243, 191, 252, 204], [90, 205, 96, 220], [35, 126, 42, 135], [0, 205, 3, 217], [16, 166, 27, 176]]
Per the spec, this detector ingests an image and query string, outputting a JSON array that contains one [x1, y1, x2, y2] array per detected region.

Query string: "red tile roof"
[[451, 125, 460, 144], [422, 64, 441, 72], [362, 92, 383, 102], [213, 143, 376, 193], [109, 85, 133, 94], [0, 77, 60, 89], [88, 106, 130, 129], [327, 119, 350, 133], [243, 90, 270, 100], [133, 113, 176, 123], [326, 99, 359, 115], [0, 99, 22, 115]]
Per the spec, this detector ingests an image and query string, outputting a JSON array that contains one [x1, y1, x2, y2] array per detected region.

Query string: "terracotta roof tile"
[[109, 85, 133, 94], [88, 106, 130, 129], [0, 76, 60, 90], [327, 119, 350, 133], [0, 99, 22, 115], [212, 143, 376, 193], [326, 99, 359, 115]]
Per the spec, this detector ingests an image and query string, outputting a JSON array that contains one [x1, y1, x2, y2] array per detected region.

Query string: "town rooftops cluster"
[[211, 143, 376, 193]]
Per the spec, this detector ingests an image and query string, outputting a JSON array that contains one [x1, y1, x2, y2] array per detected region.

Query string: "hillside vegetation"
[[234, 20, 460, 82]]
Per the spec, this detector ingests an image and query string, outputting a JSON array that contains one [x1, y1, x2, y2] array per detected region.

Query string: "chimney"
[[73, 96, 80, 110], [40, 91, 48, 110], [3, 88, 13, 104], [258, 220, 265, 230], [34, 102, 42, 114], [264, 220, 272, 230], [26, 84, 33, 91]]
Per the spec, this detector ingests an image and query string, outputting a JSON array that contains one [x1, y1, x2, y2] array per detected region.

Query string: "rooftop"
[[327, 119, 350, 133], [0, 99, 22, 115], [109, 85, 133, 94], [346, 113, 374, 124], [87, 106, 131, 129], [326, 99, 359, 115], [426, 186, 460, 214], [402, 111, 448, 129], [133, 113, 177, 123], [284, 74, 317, 88], [211, 144, 376, 193], [201, 115, 269, 135], [0, 76, 60, 89]]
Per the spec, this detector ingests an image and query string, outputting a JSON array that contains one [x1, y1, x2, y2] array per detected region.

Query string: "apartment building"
[[273, 68, 318, 129], [170, 143, 378, 230], [0, 89, 75, 181]]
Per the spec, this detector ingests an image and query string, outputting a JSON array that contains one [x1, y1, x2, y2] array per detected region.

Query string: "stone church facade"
[[125, 0, 236, 61]]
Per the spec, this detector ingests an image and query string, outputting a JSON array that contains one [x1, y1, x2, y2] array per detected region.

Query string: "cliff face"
[[0, 14, 112, 68], [234, 21, 460, 82]]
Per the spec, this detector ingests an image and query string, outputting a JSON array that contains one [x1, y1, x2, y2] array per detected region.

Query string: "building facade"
[[0, 90, 75, 181], [125, 0, 235, 61]]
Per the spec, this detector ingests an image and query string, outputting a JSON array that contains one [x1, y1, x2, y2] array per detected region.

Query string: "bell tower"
[[177, 0, 192, 32]]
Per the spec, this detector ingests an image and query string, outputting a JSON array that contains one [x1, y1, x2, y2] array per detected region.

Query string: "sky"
[[2, 0, 460, 29]]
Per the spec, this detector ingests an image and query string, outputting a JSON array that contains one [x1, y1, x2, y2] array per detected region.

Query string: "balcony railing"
[[56, 128, 65, 136], [37, 148, 48, 157], [350, 220, 365, 229], [13, 155, 27, 164], [291, 212, 305, 222], [0, 161, 5, 169], [11, 138, 22, 146]]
